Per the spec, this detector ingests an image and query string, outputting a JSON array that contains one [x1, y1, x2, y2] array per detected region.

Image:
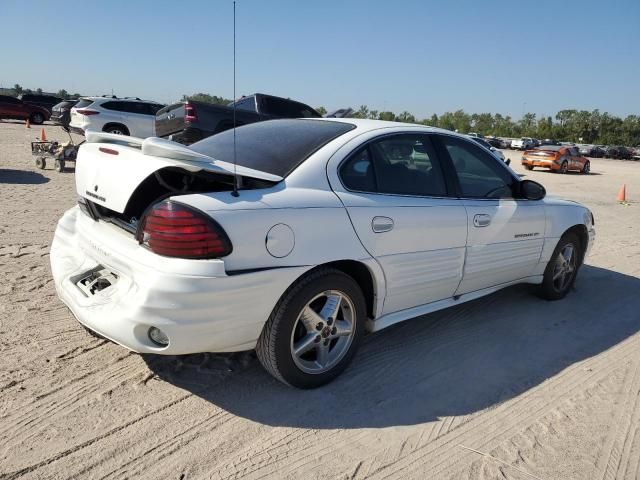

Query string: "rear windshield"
[[189, 119, 355, 177], [537, 145, 562, 151], [75, 99, 94, 109]]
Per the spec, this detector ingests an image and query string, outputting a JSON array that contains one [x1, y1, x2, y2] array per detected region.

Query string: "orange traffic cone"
[[25, 119, 31, 128], [616, 184, 626, 202], [40, 128, 47, 142]]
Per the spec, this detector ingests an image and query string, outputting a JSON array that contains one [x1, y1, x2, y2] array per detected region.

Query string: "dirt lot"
[[1, 120, 639, 480]]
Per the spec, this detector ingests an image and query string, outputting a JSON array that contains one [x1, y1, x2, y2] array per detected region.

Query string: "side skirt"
[[366, 275, 543, 333]]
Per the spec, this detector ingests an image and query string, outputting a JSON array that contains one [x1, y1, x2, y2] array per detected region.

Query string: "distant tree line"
[[316, 105, 640, 146], [8, 84, 81, 100]]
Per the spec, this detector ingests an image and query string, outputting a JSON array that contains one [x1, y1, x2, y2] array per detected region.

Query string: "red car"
[[0, 95, 50, 124]]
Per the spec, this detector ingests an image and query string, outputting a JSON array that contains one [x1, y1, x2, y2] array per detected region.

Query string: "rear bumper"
[[50, 207, 308, 354], [521, 158, 559, 169]]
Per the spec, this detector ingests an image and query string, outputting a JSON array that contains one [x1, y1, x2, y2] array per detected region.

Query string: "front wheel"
[[30, 112, 45, 125], [582, 161, 590, 174], [256, 268, 366, 388], [538, 233, 581, 300], [525, 165, 534, 170]]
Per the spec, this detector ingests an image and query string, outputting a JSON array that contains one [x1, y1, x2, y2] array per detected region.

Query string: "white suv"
[[69, 96, 164, 138]]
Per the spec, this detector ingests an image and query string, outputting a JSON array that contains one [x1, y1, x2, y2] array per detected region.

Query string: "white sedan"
[[51, 119, 595, 388]]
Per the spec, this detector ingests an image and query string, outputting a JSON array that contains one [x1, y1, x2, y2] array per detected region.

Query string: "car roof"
[[315, 117, 456, 136], [82, 96, 161, 104]]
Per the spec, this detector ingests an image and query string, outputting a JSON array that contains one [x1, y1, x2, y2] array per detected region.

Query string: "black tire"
[[559, 161, 568, 174], [55, 159, 65, 173], [582, 161, 590, 174], [35, 157, 46, 169], [538, 233, 581, 300], [30, 112, 45, 125], [103, 124, 129, 136], [256, 267, 366, 389], [525, 165, 534, 170]]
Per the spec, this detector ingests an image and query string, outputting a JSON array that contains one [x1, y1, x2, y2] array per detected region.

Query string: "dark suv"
[[18, 94, 63, 113], [0, 95, 51, 124]]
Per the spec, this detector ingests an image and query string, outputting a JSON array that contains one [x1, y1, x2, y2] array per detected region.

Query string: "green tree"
[[13, 83, 23, 96], [396, 111, 416, 123], [378, 111, 395, 121], [182, 93, 232, 105], [315, 106, 327, 116], [57, 89, 69, 99], [368, 110, 379, 120], [36, 87, 43, 94]]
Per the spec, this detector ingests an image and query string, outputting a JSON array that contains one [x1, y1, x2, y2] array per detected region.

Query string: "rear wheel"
[[256, 268, 366, 389], [525, 165, 534, 170], [582, 161, 590, 174], [539, 233, 581, 300], [30, 112, 45, 125], [104, 124, 129, 136], [35, 157, 46, 169], [559, 161, 568, 174]]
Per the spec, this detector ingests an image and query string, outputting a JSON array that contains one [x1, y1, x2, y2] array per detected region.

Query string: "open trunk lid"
[[76, 131, 282, 215]]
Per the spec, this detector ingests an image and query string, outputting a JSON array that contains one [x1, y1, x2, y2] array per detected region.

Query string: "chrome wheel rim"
[[560, 162, 568, 173], [552, 243, 577, 292], [290, 290, 356, 374], [584, 163, 590, 173]]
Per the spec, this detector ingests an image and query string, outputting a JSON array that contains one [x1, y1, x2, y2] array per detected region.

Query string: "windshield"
[[189, 119, 355, 177]]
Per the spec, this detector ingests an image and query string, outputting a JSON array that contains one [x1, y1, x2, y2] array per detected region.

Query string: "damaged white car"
[[51, 119, 595, 388]]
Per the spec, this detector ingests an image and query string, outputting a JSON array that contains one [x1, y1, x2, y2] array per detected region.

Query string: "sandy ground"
[[1, 120, 639, 480]]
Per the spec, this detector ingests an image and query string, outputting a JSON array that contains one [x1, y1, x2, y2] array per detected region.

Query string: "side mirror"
[[520, 179, 546, 200]]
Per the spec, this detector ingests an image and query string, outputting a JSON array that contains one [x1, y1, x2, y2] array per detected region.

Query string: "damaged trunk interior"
[[80, 167, 274, 235]]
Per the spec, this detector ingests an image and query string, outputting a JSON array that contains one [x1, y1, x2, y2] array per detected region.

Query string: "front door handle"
[[473, 214, 491, 227], [372, 216, 394, 233]]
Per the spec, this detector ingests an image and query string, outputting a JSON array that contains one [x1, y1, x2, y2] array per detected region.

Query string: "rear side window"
[[75, 99, 94, 109], [340, 134, 448, 197], [438, 135, 515, 198], [189, 119, 355, 177]]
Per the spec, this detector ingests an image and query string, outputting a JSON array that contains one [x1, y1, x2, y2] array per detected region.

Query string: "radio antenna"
[[231, 0, 239, 197]]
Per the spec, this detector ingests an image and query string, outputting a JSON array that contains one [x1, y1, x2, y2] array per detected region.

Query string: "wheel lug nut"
[[327, 317, 333, 326], [314, 335, 321, 343], [324, 339, 330, 346], [331, 327, 337, 335], [316, 322, 323, 331]]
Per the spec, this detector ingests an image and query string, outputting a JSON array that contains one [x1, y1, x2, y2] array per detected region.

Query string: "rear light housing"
[[76, 109, 100, 115], [184, 102, 198, 122], [138, 200, 232, 259]]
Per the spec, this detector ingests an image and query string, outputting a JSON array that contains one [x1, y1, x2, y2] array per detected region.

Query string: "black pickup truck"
[[155, 93, 321, 144]]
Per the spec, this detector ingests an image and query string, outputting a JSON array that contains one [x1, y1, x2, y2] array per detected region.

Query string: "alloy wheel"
[[552, 243, 577, 292], [290, 290, 356, 374]]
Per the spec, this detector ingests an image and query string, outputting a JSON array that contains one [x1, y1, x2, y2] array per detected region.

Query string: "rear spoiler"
[[84, 130, 283, 182]]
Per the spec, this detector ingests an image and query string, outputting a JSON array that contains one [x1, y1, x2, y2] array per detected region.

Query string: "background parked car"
[[604, 146, 633, 160], [155, 93, 321, 145], [468, 136, 510, 164], [69, 96, 165, 137], [0, 95, 50, 124], [50, 99, 79, 127], [511, 137, 535, 150], [541, 139, 561, 146], [18, 93, 63, 113]]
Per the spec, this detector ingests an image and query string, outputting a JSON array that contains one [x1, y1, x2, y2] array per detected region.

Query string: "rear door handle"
[[372, 216, 394, 233], [473, 214, 491, 227]]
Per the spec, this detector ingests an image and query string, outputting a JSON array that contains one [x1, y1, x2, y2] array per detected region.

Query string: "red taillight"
[[139, 201, 232, 259], [184, 102, 198, 122], [76, 109, 100, 115]]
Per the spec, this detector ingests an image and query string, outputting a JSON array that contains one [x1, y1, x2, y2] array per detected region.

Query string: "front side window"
[[439, 135, 515, 198], [340, 134, 448, 197]]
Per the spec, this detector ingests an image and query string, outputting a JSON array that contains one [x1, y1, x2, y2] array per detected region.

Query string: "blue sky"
[[2, 0, 639, 119]]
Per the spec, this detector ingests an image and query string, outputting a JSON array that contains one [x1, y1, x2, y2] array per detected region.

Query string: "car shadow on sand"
[[0, 169, 50, 184], [143, 265, 640, 429]]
